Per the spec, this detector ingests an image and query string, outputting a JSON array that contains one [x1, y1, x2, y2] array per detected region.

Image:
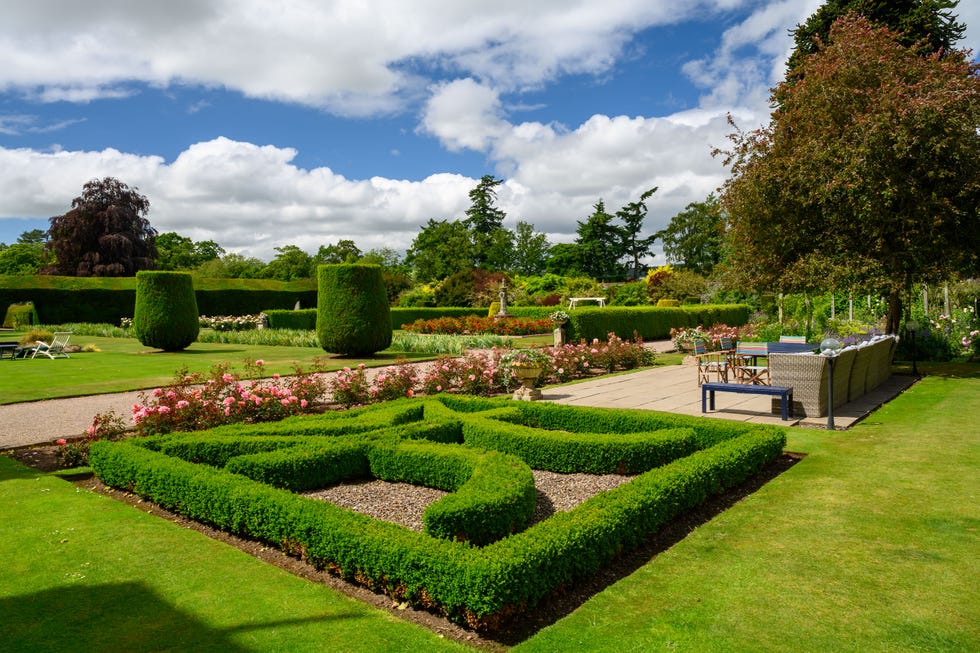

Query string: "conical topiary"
[[132, 271, 199, 351], [317, 264, 391, 355]]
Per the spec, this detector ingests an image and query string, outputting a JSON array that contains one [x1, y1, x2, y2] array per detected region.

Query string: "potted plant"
[[500, 348, 551, 400]]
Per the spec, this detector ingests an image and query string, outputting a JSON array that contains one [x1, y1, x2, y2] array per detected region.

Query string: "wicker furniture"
[[768, 336, 898, 418]]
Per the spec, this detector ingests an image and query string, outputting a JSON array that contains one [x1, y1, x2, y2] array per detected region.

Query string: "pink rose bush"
[[132, 360, 326, 436]]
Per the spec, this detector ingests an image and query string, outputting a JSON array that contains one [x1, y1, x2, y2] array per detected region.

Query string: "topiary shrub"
[[317, 264, 391, 355], [133, 271, 199, 351]]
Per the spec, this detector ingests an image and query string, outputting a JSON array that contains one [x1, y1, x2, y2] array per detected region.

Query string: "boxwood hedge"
[[90, 395, 785, 631]]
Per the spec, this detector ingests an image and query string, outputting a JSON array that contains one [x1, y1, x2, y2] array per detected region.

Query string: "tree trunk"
[[886, 288, 903, 334]]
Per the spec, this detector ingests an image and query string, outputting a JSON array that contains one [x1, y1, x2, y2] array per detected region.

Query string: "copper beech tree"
[[719, 14, 980, 334], [45, 177, 158, 277]]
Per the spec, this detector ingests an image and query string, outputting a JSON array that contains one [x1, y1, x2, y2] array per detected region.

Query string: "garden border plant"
[[89, 396, 785, 631]]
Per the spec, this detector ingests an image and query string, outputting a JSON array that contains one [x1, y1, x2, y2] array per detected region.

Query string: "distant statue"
[[496, 279, 511, 318]]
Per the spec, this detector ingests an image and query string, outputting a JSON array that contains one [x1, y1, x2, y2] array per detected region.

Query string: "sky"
[[1, 0, 979, 265]]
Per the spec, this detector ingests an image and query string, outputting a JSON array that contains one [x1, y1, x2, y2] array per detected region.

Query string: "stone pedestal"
[[553, 327, 565, 347], [512, 366, 543, 401]]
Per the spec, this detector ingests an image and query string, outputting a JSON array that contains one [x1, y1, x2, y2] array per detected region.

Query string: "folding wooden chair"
[[779, 335, 807, 344], [733, 341, 770, 385], [694, 339, 729, 385]]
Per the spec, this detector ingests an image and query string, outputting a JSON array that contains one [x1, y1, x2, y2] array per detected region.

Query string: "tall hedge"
[[132, 271, 199, 351], [317, 264, 391, 355]]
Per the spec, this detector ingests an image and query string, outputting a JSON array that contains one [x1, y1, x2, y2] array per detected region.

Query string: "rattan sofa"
[[768, 335, 898, 418]]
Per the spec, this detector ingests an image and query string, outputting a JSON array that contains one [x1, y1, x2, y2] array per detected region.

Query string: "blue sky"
[[1, 0, 978, 263]]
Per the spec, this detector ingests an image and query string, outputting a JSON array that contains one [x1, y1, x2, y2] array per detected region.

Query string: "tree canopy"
[[155, 232, 224, 271], [787, 0, 966, 77], [720, 14, 980, 332], [616, 187, 658, 280], [45, 177, 158, 277], [464, 175, 513, 271], [660, 194, 725, 275]]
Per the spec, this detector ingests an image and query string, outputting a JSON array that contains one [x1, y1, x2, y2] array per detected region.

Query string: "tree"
[[45, 177, 158, 276], [405, 219, 474, 282], [315, 239, 362, 265], [660, 194, 726, 275], [464, 175, 512, 270], [574, 200, 626, 281], [616, 188, 659, 280], [0, 244, 43, 275], [155, 232, 224, 271], [719, 14, 980, 334], [260, 245, 314, 281], [543, 243, 586, 277], [787, 0, 966, 77], [512, 221, 551, 275], [196, 253, 266, 279], [16, 229, 47, 245]]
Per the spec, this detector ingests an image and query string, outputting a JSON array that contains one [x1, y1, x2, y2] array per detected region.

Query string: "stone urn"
[[512, 365, 543, 401]]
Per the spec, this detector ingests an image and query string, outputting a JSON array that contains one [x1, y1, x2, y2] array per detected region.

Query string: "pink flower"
[[255, 359, 265, 366], [272, 373, 280, 380], [436, 385, 442, 392], [222, 373, 235, 383], [166, 390, 176, 399], [223, 396, 236, 406], [407, 389, 415, 398], [86, 426, 96, 437], [152, 388, 164, 397], [469, 374, 476, 381], [300, 399, 308, 408], [176, 400, 190, 409], [281, 399, 290, 406], [158, 406, 170, 414], [56, 438, 67, 445]]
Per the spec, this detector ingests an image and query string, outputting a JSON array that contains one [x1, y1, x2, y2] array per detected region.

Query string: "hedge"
[[564, 304, 750, 342], [264, 308, 317, 330], [317, 264, 391, 355], [90, 396, 785, 630], [0, 275, 315, 325]]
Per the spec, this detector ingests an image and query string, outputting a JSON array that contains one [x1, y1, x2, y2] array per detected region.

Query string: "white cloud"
[[0, 138, 476, 258], [0, 0, 748, 115], [419, 79, 510, 152]]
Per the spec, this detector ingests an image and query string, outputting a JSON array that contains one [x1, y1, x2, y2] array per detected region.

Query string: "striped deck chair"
[[693, 339, 729, 385], [733, 341, 770, 385]]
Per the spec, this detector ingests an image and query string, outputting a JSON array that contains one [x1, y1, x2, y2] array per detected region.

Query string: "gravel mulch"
[[303, 470, 634, 532]]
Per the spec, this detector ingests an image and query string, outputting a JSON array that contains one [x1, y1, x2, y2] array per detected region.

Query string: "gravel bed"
[[303, 470, 634, 532]]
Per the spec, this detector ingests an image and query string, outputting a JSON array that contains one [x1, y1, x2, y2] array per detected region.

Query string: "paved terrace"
[[0, 342, 916, 449]]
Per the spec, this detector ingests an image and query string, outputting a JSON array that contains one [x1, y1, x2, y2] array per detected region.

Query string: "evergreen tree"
[[574, 200, 626, 281], [616, 187, 658, 280]]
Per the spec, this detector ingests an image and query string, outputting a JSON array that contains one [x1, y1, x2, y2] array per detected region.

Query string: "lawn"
[[1, 369, 977, 651], [0, 336, 434, 405]]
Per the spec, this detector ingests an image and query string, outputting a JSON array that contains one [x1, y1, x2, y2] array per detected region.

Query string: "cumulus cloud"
[[0, 138, 476, 258], [0, 0, 742, 115]]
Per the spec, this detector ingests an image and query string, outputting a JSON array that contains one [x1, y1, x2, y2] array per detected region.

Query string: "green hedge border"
[[90, 396, 784, 630]]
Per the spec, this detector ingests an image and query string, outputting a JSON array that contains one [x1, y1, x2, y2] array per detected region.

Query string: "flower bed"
[[402, 315, 553, 336]]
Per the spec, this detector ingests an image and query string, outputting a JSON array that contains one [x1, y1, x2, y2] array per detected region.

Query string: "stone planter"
[[512, 365, 543, 401]]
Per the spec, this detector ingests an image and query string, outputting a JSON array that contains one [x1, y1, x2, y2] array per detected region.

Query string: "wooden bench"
[[701, 382, 795, 420]]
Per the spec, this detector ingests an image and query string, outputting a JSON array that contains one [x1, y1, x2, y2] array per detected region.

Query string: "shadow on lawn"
[[0, 582, 364, 651]]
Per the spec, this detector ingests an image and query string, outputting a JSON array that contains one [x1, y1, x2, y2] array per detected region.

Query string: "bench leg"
[[781, 394, 787, 420], [701, 386, 707, 413]]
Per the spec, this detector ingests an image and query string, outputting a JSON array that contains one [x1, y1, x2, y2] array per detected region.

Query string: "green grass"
[[516, 374, 980, 652], [0, 336, 433, 405], [0, 456, 464, 652], [2, 364, 977, 651]]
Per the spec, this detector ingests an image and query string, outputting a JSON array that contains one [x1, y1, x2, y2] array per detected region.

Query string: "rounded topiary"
[[317, 264, 391, 355], [133, 271, 199, 351]]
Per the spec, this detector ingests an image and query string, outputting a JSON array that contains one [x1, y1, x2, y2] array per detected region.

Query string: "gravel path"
[[0, 340, 674, 450]]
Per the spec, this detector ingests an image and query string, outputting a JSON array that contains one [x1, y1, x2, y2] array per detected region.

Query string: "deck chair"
[[733, 341, 770, 385], [693, 339, 729, 385], [32, 332, 72, 359]]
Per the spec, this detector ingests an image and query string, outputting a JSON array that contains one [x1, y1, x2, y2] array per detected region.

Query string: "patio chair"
[[31, 332, 72, 359], [693, 339, 729, 385], [733, 341, 770, 385], [779, 335, 807, 344]]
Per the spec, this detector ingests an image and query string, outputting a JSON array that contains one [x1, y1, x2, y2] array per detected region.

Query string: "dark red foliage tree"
[[44, 177, 158, 276]]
